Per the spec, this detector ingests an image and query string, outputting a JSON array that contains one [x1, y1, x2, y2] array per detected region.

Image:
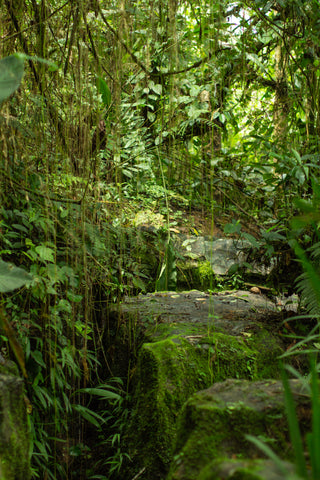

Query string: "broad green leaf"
[[262, 230, 286, 242], [31, 350, 46, 368], [190, 85, 201, 97], [57, 299, 72, 313], [292, 148, 302, 165], [151, 83, 162, 95], [0, 54, 24, 104], [293, 199, 314, 213], [242, 232, 260, 248], [0, 259, 32, 292], [147, 111, 156, 123], [224, 220, 242, 235], [66, 291, 83, 303], [46, 264, 65, 283], [35, 245, 55, 262], [97, 76, 111, 108], [294, 168, 306, 185]]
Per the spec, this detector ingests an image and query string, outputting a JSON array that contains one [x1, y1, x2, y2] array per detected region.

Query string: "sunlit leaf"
[[151, 83, 162, 95], [246, 53, 268, 74], [147, 111, 156, 123], [291, 149, 302, 164]]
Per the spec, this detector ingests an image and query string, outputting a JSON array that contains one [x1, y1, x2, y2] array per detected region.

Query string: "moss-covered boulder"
[[167, 379, 310, 480], [0, 364, 31, 480], [119, 291, 287, 479], [198, 458, 295, 480]]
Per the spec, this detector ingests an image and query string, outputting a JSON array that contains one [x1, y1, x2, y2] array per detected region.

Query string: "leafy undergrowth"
[[1, 13, 320, 475]]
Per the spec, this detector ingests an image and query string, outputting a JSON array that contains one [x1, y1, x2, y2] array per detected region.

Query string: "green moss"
[[167, 380, 294, 480], [0, 372, 31, 480], [124, 321, 283, 479], [197, 261, 216, 290], [248, 329, 283, 379], [198, 458, 295, 480], [177, 260, 216, 290], [125, 336, 213, 478], [0, 361, 19, 377], [198, 333, 256, 382], [197, 329, 282, 382]]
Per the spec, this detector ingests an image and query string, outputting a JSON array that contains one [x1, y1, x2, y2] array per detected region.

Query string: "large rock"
[[117, 291, 287, 479], [0, 362, 31, 480], [117, 289, 281, 334], [167, 379, 310, 480], [198, 458, 295, 480], [176, 236, 274, 277]]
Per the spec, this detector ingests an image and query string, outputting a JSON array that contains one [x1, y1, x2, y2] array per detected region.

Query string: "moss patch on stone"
[[197, 331, 281, 382], [125, 335, 213, 479], [198, 458, 296, 480], [124, 321, 284, 479], [177, 260, 217, 290], [0, 368, 31, 480], [167, 379, 309, 480]]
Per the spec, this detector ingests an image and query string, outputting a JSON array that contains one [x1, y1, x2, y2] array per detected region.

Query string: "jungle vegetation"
[[1, 0, 320, 478]]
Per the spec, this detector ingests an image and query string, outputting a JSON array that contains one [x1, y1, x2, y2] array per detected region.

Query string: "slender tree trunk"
[[273, 43, 289, 143]]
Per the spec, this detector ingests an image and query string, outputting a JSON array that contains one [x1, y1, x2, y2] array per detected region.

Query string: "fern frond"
[[295, 242, 320, 316]]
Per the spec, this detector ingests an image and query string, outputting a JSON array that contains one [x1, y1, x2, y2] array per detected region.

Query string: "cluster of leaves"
[[247, 197, 320, 479], [2, 1, 320, 234], [0, 54, 149, 479]]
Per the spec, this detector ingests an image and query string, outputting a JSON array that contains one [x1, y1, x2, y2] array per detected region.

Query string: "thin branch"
[[162, 48, 230, 76]]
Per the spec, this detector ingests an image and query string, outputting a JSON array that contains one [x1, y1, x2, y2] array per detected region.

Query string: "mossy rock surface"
[[117, 289, 283, 335], [118, 291, 287, 479], [198, 458, 295, 480], [0, 369, 31, 480], [167, 378, 310, 480]]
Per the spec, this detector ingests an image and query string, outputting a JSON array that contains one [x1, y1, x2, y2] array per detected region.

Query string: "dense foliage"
[[1, 1, 320, 478]]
